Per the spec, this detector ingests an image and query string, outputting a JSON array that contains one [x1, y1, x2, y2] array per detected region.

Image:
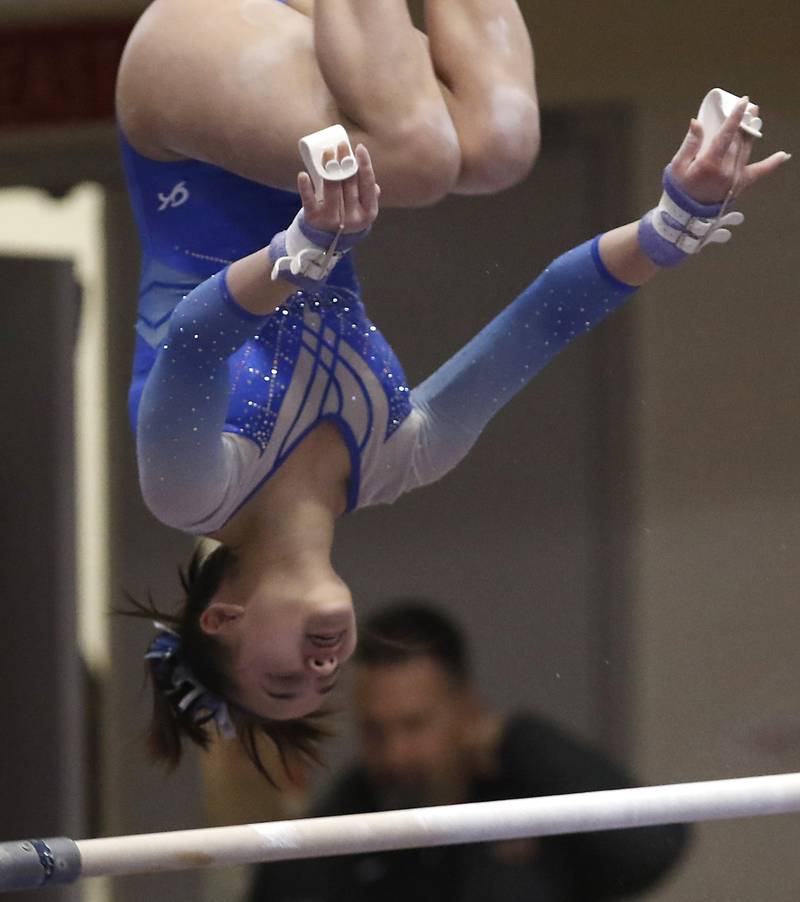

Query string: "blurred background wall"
[[0, 2, 797, 902]]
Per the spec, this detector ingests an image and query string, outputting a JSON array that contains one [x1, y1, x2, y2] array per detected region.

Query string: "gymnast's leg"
[[116, 0, 537, 206], [422, 0, 539, 193], [315, 0, 539, 195], [307, 0, 461, 202]]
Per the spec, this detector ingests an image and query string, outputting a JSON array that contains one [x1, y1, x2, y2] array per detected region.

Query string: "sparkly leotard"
[[119, 130, 360, 431], [133, 230, 637, 533]]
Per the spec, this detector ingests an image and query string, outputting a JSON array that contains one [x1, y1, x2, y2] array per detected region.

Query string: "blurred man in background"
[[249, 601, 689, 902]]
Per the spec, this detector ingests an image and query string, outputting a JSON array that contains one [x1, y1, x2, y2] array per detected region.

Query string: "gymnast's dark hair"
[[124, 544, 329, 785], [356, 600, 471, 684]]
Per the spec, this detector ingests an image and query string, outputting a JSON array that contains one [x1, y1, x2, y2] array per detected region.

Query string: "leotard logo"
[[157, 181, 190, 211]]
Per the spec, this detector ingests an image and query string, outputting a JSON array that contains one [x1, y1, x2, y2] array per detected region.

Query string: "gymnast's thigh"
[[117, 0, 337, 191]]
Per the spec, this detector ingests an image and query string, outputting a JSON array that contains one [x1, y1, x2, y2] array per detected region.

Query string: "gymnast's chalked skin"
[[486, 15, 514, 57], [240, 0, 276, 28]]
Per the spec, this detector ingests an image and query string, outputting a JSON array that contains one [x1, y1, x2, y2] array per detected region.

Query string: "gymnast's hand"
[[298, 142, 381, 235], [669, 97, 791, 204]]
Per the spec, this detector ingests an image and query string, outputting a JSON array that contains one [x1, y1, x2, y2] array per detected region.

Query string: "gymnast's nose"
[[308, 654, 338, 677]]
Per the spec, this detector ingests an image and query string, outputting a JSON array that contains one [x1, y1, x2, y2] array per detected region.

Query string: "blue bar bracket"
[[0, 838, 81, 892]]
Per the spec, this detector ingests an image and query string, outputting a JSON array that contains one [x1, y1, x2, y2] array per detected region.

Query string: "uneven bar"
[[2, 773, 799, 891]]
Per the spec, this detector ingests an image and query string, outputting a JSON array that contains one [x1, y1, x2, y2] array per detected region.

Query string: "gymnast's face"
[[354, 657, 473, 807], [200, 572, 357, 720]]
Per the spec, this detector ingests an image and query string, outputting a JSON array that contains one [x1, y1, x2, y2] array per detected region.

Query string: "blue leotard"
[[133, 229, 637, 533], [119, 131, 359, 431]]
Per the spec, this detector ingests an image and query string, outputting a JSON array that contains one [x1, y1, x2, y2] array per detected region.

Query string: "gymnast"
[[128, 97, 788, 779]]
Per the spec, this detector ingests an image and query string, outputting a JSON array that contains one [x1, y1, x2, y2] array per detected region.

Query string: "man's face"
[[353, 657, 471, 807]]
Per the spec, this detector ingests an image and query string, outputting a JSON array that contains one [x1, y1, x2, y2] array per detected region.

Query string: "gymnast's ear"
[[199, 601, 245, 634]]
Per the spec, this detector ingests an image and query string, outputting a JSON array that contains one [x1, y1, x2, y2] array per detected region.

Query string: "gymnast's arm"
[[137, 144, 379, 531], [402, 99, 790, 494], [135, 256, 291, 531]]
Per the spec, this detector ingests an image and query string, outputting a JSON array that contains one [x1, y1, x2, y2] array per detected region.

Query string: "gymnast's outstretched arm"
[[404, 98, 790, 491], [136, 144, 379, 531]]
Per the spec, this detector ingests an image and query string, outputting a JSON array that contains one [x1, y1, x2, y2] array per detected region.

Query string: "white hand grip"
[[697, 88, 763, 156], [298, 124, 359, 201]]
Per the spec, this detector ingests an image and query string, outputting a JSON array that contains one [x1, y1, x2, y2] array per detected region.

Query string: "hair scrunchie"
[[145, 622, 236, 739]]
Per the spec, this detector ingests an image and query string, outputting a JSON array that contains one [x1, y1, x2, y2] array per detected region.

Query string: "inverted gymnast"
[[125, 96, 787, 778], [117, 0, 530, 775]]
